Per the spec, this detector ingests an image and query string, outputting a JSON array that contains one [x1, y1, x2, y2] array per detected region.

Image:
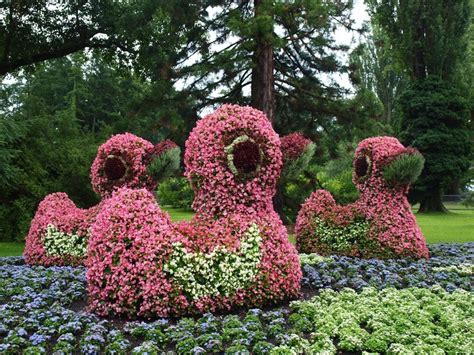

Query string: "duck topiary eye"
[[225, 135, 262, 178], [104, 155, 128, 181], [354, 154, 371, 180]]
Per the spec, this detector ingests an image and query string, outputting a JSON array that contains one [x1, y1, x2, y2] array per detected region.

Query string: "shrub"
[[146, 139, 181, 184], [382, 149, 424, 187], [156, 177, 194, 210]]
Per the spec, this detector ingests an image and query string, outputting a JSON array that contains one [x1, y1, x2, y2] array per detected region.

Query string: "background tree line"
[[0, 0, 472, 241]]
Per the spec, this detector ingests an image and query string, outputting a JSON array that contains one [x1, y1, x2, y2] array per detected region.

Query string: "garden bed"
[[0, 243, 472, 354]]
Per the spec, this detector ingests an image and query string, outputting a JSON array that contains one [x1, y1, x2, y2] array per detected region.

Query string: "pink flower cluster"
[[280, 132, 312, 162], [90, 133, 157, 198], [24, 133, 175, 267], [152, 139, 178, 156], [24, 193, 100, 266], [296, 136, 429, 259], [184, 104, 283, 218], [87, 105, 302, 317]]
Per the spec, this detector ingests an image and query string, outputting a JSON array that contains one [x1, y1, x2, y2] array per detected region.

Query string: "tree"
[[366, 0, 471, 82], [350, 22, 406, 131], [368, 0, 473, 211], [399, 77, 471, 212], [180, 1, 356, 128], [0, 0, 209, 76]]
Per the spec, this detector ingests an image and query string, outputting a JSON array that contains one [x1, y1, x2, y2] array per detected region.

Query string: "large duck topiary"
[[295, 136, 429, 259], [87, 105, 302, 318]]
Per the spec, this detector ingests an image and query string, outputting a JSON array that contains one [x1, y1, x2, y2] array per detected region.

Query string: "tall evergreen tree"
[[368, 0, 473, 212], [179, 1, 358, 132], [399, 77, 471, 212]]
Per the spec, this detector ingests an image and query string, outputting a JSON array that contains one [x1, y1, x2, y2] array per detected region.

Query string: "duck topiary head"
[[90, 133, 180, 198], [184, 104, 283, 217], [353, 136, 424, 193]]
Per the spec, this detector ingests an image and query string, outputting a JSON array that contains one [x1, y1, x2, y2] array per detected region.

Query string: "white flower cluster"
[[433, 263, 473, 276], [43, 224, 88, 257], [315, 217, 371, 252], [299, 253, 331, 266], [164, 223, 262, 300]]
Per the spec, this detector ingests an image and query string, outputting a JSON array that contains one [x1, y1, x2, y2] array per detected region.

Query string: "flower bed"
[[302, 243, 473, 292], [1, 243, 472, 354]]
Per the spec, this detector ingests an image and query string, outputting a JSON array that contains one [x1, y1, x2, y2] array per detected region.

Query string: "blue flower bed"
[[0, 243, 472, 354], [302, 242, 473, 292]]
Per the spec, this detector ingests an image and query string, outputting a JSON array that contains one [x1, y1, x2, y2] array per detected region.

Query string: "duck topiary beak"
[[382, 148, 425, 187]]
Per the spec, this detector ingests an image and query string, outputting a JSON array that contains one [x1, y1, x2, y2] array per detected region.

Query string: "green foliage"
[[0, 54, 154, 241], [318, 169, 359, 205], [0, 118, 25, 188], [146, 147, 181, 184], [399, 76, 472, 211], [383, 152, 425, 187], [367, 0, 471, 81], [317, 142, 359, 204], [0, 1, 202, 76], [156, 177, 194, 210], [280, 143, 316, 183]]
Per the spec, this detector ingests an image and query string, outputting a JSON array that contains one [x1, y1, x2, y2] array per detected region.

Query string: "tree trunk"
[[251, 0, 274, 122], [418, 187, 447, 213], [273, 186, 289, 225]]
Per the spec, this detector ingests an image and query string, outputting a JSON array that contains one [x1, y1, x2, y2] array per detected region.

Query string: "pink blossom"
[[280, 132, 312, 162]]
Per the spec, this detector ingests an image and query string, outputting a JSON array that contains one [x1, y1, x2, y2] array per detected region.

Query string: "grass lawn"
[[1, 208, 472, 257], [415, 209, 474, 244], [0, 242, 25, 257], [162, 206, 194, 222]]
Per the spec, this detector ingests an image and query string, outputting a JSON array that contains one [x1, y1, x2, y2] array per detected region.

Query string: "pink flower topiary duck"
[[296, 136, 429, 259], [87, 104, 302, 318], [24, 133, 180, 266]]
